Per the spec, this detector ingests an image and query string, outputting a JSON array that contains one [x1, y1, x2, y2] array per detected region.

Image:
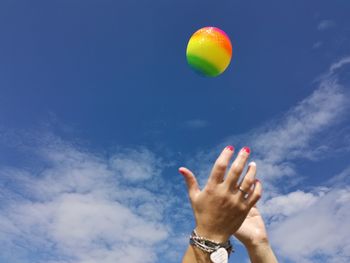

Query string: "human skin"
[[234, 206, 278, 263], [180, 146, 262, 263]]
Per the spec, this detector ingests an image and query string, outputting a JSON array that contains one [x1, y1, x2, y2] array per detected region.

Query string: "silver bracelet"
[[189, 229, 233, 255]]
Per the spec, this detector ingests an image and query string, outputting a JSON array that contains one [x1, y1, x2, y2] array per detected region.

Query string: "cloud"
[[261, 190, 322, 220], [1, 56, 349, 263], [252, 58, 350, 262], [183, 119, 210, 129], [328, 56, 350, 75], [312, 41, 323, 49], [318, 20, 336, 31], [327, 166, 350, 186], [110, 148, 162, 182], [188, 56, 349, 194], [268, 187, 350, 263], [0, 142, 173, 263], [250, 82, 347, 190], [249, 58, 350, 262], [184, 56, 350, 262]]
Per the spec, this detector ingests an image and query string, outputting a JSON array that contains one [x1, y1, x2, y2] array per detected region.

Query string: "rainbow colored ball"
[[186, 27, 232, 77]]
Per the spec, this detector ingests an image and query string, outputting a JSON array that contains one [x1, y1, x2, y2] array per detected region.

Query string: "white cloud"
[[251, 82, 347, 162], [327, 166, 350, 186], [1, 56, 350, 263], [184, 56, 350, 262], [261, 190, 321, 220], [189, 57, 349, 194], [247, 82, 347, 194], [268, 187, 350, 263], [318, 20, 336, 31], [0, 142, 172, 263], [110, 148, 162, 182], [328, 56, 350, 75], [252, 58, 350, 262]]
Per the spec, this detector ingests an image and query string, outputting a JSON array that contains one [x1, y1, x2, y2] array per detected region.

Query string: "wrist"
[[195, 226, 230, 243], [244, 240, 278, 263], [244, 239, 271, 252]]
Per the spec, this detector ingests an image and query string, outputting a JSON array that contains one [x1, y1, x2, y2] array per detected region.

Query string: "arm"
[[234, 206, 278, 263], [180, 146, 262, 263], [182, 245, 212, 263], [245, 243, 277, 263]]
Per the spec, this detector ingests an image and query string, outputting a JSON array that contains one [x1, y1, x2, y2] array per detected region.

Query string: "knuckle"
[[190, 195, 198, 204], [237, 202, 247, 212], [215, 161, 227, 171], [231, 162, 244, 174], [244, 177, 254, 186], [230, 195, 238, 205], [219, 189, 230, 200], [230, 197, 245, 211], [204, 185, 215, 195], [218, 194, 230, 206]]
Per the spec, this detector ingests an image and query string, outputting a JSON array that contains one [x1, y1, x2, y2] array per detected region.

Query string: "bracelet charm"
[[210, 247, 228, 263], [189, 229, 233, 263]]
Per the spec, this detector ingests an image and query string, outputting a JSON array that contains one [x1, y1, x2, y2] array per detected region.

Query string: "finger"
[[238, 162, 257, 199], [207, 146, 235, 186], [179, 167, 200, 200], [246, 179, 263, 208], [225, 146, 251, 189]]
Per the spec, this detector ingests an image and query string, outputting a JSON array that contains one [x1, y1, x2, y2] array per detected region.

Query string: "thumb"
[[179, 167, 200, 200]]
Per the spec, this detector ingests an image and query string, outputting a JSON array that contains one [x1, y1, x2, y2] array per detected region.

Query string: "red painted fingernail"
[[242, 146, 251, 154], [226, 145, 234, 151]]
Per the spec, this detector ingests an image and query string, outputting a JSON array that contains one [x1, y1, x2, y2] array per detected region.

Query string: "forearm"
[[182, 245, 212, 263], [246, 243, 278, 263]]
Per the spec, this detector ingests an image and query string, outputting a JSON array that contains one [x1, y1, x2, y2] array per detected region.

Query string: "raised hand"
[[234, 206, 268, 247], [180, 146, 262, 244], [234, 200, 279, 263]]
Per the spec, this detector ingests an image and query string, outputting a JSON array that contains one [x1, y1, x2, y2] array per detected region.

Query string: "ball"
[[186, 27, 232, 77]]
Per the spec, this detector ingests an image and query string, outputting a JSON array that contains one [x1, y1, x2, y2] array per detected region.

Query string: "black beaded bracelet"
[[189, 229, 233, 255]]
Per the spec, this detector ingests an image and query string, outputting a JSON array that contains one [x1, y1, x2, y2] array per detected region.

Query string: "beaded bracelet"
[[189, 229, 233, 262]]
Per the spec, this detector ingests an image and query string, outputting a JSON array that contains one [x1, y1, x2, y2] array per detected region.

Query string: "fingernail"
[[255, 179, 260, 183], [225, 145, 234, 151], [178, 168, 185, 175], [248, 161, 256, 167], [241, 146, 251, 154]]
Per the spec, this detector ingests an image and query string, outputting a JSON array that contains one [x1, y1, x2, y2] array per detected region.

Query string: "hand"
[[234, 205, 269, 248], [234, 206, 279, 263], [179, 146, 262, 243]]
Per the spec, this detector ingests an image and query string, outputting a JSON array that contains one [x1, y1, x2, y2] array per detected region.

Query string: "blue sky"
[[0, 1, 350, 263]]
